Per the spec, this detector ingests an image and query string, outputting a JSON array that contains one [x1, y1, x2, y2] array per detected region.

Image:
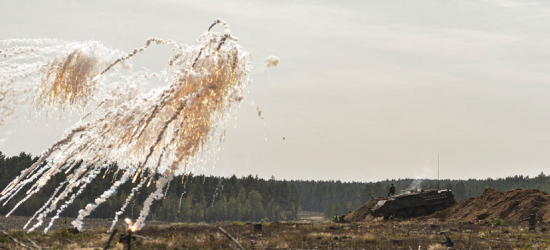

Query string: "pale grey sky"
[[1, 0, 550, 182]]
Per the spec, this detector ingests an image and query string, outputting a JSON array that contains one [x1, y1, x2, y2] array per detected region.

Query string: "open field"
[[1, 216, 549, 249]]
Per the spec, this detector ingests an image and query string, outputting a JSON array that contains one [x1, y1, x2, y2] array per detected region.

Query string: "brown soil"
[[0, 215, 173, 232], [431, 188, 550, 223], [346, 188, 550, 224], [3, 219, 547, 249], [343, 197, 384, 223]]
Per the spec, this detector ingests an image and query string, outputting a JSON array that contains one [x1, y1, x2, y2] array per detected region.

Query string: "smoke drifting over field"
[[0, 19, 253, 232]]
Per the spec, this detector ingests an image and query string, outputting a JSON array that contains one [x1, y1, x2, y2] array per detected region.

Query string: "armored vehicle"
[[370, 189, 455, 219]]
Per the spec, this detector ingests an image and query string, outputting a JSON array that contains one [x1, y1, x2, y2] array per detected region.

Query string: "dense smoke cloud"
[[0, 19, 254, 232]]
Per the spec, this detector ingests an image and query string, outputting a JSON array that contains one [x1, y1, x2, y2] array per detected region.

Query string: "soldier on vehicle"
[[388, 184, 396, 196]]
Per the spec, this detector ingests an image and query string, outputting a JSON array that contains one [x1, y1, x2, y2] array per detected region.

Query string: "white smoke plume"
[[71, 171, 130, 231], [407, 179, 424, 192], [109, 176, 149, 232], [133, 175, 172, 231], [0, 19, 255, 232], [44, 168, 101, 233], [405, 158, 436, 192], [0, 39, 123, 125], [263, 55, 279, 68]]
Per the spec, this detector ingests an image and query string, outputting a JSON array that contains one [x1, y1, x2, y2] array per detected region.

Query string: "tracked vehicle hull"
[[371, 189, 455, 219]]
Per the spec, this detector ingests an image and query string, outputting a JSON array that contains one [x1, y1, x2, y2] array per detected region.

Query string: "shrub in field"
[[489, 217, 505, 226]]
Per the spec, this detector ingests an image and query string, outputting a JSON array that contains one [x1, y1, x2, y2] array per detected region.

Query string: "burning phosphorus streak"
[[0, 19, 253, 232]]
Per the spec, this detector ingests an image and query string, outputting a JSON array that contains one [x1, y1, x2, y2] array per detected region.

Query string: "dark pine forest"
[[1, 152, 550, 222]]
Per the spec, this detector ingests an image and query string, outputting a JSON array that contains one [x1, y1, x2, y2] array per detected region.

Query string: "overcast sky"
[[1, 0, 550, 182]]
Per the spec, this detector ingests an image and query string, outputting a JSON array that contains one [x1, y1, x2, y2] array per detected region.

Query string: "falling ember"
[[132, 168, 142, 183], [1, 183, 16, 196], [0, 19, 254, 232], [256, 107, 264, 120], [91, 74, 102, 82]]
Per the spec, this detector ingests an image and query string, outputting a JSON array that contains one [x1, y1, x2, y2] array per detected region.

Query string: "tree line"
[[1, 151, 550, 222], [0, 152, 300, 223]]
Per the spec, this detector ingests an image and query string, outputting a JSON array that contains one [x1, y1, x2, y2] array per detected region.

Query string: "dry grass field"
[[0, 215, 549, 249]]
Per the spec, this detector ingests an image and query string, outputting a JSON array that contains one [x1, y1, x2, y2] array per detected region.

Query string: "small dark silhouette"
[[68, 227, 80, 234], [253, 224, 262, 232], [388, 184, 396, 196], [529, 214, 537, 232], [441, 236, 454, 247]]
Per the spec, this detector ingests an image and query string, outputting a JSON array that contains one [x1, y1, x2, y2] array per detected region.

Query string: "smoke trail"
[[1, 19, 254, 232], [94, 38, 181, 80], [43, 168, 101, 233], [133, 175, 172, 230], [177, 175, 188, 213], [177, 191, 186, 213], [23, 180, 68, 230], [27, 165, 97, 232], [207, 19, 230, 33], [0, 38, 63, 46], [1, 125, 87, 198], [164, 179, 172, 197], [71, 171, 131, 231], [1, 163, 53, 206], [109, 177, 149, 232], [210, 177, 224, 207]]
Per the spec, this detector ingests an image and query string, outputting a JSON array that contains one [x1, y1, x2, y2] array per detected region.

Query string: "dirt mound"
[[432, 188, 550, 224], [344, 197, 385, 223]]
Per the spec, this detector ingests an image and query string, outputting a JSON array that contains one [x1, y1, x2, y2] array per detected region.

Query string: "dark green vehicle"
[[370, 189, 455, 220]]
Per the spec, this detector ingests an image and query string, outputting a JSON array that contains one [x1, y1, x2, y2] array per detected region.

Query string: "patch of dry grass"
[[357, 232, 378, 243], [308, 231, 333, 239], [427, 243, 447, 250], [1, 216, 550, 249]]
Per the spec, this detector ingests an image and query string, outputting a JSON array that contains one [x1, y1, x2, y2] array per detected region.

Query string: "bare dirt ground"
[[3, 190, 550, 249], [1, 216, 549, 249]]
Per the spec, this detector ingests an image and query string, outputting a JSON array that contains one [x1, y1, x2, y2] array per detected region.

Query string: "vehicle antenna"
[[437, 155, 440, 190]]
